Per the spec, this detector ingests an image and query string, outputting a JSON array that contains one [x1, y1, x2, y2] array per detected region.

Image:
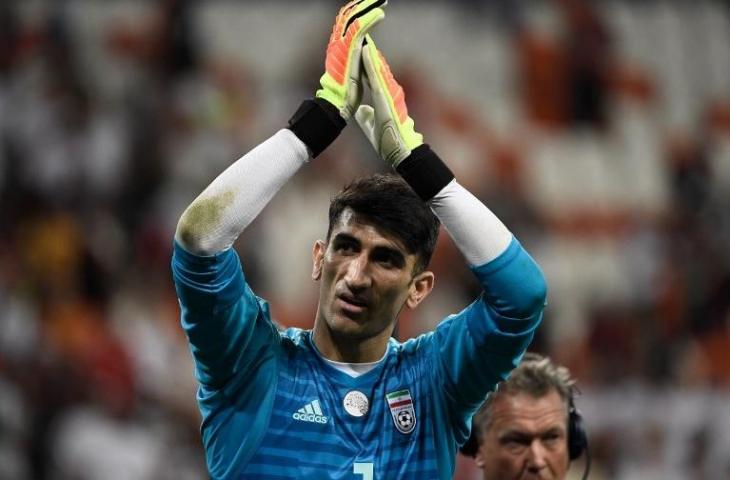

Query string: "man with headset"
[[461, 353, 589, 480]]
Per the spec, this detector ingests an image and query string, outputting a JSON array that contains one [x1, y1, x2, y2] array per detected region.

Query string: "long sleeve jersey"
[[171, 129, 546, 479]]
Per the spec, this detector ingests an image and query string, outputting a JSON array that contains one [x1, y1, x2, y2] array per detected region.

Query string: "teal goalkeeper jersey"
[[171, 238, 545, 480]]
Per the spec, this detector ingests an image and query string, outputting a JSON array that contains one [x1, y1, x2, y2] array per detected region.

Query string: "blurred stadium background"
[[1, 0, 729, 478]]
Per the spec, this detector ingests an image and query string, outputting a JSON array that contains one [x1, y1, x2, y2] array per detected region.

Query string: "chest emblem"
[[386, 389, 417, 434], [343, 390, 369, 417]]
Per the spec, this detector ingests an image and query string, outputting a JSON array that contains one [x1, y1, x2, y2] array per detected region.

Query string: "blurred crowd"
[[0, 0, 728, 479]]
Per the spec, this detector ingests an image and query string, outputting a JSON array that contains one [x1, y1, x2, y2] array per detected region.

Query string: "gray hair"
[[473, 353, 576, 442]]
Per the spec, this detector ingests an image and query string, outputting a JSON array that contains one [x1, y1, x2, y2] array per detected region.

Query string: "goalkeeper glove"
[[317, 0, 387, 120], [355, 34, 422, 168], [288, 0, 387, 158], [355, 35, 454, 200]]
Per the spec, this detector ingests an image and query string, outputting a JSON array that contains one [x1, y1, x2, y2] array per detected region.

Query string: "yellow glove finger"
[[334, 0, 386, 40]]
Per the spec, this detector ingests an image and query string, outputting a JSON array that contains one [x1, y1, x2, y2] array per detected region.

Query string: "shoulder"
[[278, 327, 311, 355], [390, 332, 436, 357], [392, 314, 471, 354]]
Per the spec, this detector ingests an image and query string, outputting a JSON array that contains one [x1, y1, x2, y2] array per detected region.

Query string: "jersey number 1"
[[353, 462, 373, 480]]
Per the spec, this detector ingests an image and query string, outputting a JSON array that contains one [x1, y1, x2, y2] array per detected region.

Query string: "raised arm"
[[171, 1, 387, 389], [355, 36, 546, 314], [355, 36, 546, 409], [176, 1, 386, 255]]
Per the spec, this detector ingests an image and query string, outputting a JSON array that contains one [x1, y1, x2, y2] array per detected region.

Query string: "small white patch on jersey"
[[343, 390, 369, 417]]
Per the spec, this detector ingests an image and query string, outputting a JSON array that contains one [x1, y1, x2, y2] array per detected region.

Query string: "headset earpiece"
[[459, 428, 479, 457], [567, 396, 588, 461]]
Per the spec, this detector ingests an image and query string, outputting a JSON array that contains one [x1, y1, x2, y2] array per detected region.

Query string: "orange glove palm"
[[316, 0, 387, 120]]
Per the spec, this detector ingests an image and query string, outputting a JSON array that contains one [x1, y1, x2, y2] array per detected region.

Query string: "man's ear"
[[406, 271, 434, 309], [312, 239, 326, 281], [474, 446, 486, 468]]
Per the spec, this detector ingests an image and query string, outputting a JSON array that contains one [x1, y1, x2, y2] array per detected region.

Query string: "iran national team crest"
[[386, 389, 416, 434]]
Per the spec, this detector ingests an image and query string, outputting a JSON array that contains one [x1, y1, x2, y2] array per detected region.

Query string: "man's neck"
[[311, 321, 392, 363]]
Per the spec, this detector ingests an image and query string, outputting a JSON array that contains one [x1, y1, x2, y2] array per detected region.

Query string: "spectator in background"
[[461, 353, 588, 480], [558, 0, 612, 129], [513, 0, 612, 130]]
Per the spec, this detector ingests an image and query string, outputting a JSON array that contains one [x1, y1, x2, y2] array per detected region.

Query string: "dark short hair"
[[327, 173, 440, 274]]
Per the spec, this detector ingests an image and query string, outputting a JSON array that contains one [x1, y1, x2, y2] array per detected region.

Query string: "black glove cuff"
[[287, 98, 346, 158], [396, 144, 455, 201]]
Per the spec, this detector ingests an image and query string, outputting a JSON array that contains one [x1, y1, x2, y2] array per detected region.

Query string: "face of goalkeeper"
[[310, 174, 438, 361]]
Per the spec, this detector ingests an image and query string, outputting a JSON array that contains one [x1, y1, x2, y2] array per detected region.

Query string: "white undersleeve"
[[175, 130, 512, 266], [175, 129, 310, 255], [429, 179, 513, 266]]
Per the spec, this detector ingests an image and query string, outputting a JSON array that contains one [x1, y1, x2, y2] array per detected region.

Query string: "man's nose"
[[344, 254, 371, 290], [525, 440, 548, 472]]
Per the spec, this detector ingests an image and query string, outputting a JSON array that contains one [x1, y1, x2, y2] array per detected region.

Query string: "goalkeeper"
[[171, 1, 546, 478]]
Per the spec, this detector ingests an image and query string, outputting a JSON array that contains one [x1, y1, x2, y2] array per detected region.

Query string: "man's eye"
[[374, 255, 395, 267], [335, 243, 356, 253], [372, 250, 404, 268], [502, 437, 529, 447], [504, 440, 527, 453]]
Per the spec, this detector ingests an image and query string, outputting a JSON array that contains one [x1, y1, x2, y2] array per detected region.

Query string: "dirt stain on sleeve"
[[178, 190, 235, 246]]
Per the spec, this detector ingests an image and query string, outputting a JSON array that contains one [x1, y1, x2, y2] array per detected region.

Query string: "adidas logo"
[[292, 399, 329, 424]]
